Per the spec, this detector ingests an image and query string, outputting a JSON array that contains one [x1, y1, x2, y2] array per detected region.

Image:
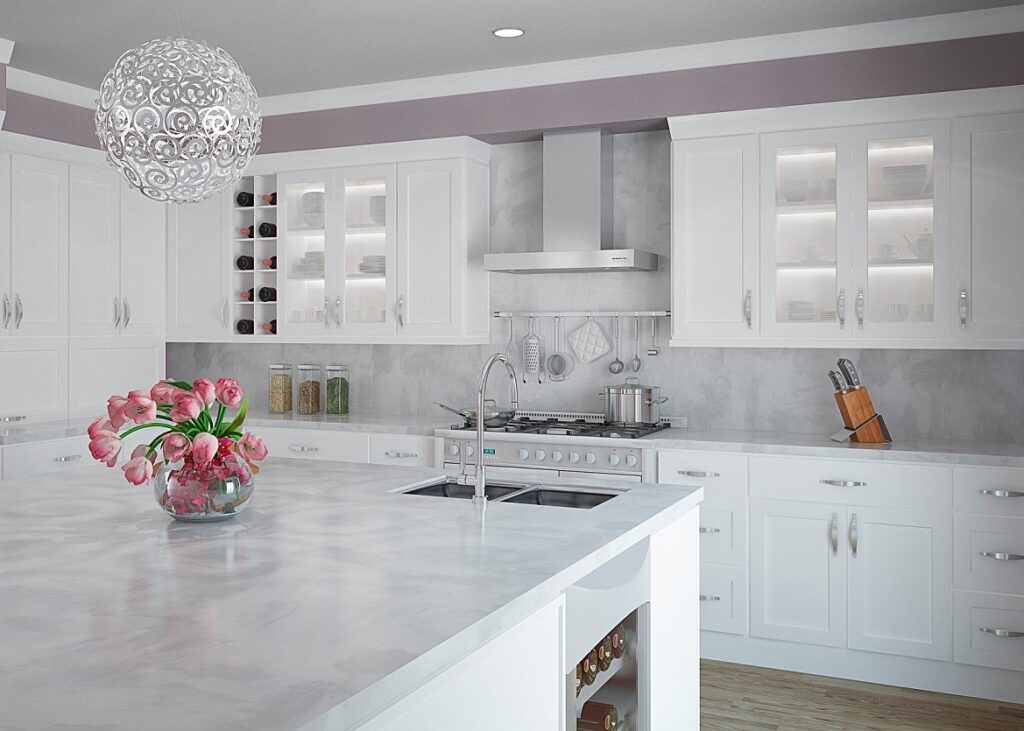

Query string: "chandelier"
[[95, 37, 262, 204]]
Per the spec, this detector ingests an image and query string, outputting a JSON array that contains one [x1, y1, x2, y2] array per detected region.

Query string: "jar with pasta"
[[296, 364, 322, 415], [268, 364, 293, 414]]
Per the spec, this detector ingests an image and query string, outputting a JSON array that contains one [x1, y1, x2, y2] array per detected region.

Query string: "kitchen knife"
[[836, 358, 861, 389], [829, 370, 846, 393]]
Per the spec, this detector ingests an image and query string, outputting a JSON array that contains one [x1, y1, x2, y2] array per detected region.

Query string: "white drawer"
[[955, 466, 1024, 517], [658, 450, 748, 496], [370, 434, 436, 468], [749, 455, 951, 508], [955, 590, 1024, 672], [700, 563, 748, 636], [2, 437, 96, 480], [955, 514, 1024, 595], [699, 494, 748, 567], [257, 426, 369, 463]]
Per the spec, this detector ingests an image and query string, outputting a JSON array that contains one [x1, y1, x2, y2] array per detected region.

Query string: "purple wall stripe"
[[3, 90, 99, 148], [0, 64, 6, 112], [261, 32, 1024, 152]]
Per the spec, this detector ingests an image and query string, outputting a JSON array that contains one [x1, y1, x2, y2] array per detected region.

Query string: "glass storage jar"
[[325, 365, 350, 415], [268, 364, 293, 414], [296, 364, 322, 415]]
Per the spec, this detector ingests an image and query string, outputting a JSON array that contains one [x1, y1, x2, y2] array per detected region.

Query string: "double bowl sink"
[[403, 480, 622, 509]]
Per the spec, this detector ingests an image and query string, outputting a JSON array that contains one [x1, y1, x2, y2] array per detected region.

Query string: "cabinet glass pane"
[[774, 144, 838, 324], [341, 175, 388, 326], [866, 137, 934, 323], [283, 180, 327, 327]]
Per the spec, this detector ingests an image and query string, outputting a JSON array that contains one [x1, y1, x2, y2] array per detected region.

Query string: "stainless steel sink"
[[501, 487, 618, 509], [404, 480, 524, 501]]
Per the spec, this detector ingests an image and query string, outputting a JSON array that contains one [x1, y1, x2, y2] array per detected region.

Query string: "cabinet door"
[[847, 506, 952, 661], [69, 165, 121, 336], [166, 192, 227, 338], [0, 338, 68, 422], [119, 183, 166, 336], [397, 159, 460, 338], [851, 121, 950, 340], [68, 337, 165, 419], [750, 499, 847, 647], [672, 135, 759, 341], [952, 113, 1024, 341], [10, 154, 68, 336], [278, 170, 335, 336], [0, 154, 10, 335], [760, 129, 853, 339]]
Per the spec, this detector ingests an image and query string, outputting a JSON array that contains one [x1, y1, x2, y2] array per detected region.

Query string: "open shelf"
[[346, 224, 385, 234], [776, 201, 837, 214], [868, 198, 933, 211], [576, 656, 626, 709], [868, 257, 934, 268], [776, 260, 836, 270]]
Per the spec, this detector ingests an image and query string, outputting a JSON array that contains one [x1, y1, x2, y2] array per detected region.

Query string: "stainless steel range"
[[439, 411, 669, 483]]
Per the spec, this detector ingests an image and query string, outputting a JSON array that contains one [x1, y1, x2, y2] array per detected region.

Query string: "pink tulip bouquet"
[[88, 377, 268, 520]]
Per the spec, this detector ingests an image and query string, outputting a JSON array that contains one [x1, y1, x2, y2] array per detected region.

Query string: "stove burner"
[[452, 418, 670, 439]]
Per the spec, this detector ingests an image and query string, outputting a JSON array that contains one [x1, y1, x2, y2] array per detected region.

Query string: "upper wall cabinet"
[[167, 191, 230, 339]]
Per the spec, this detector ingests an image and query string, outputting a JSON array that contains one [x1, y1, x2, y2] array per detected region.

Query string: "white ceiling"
[[0, 0, 1020, 96]]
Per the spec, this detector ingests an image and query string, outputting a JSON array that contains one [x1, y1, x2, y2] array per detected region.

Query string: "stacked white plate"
[[358, 254, 386, 275], [293, 251, 325, 278], [786, 300, 818, 322]]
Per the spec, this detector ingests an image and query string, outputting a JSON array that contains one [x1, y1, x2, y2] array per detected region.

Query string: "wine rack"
[[231, 173, 278, 337], [571, 610, 640, 730]]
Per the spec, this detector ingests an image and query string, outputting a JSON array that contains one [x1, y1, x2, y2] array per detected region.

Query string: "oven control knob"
[[552, 450, 564, 463], [625, 454, 639, 467], [465, 445, 474, 457], [518, 448, 530, 461], [608, 454, 621, 466], [585, 452, 597, 464], [447, 444, 460, 457], [569, 451, 581, 463], [535, 449, 547, 461]]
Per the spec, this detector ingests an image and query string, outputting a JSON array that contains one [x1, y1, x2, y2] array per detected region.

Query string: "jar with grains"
[[325, 365, 350, 416], [296, 364, 322, 415], [268, 364, 293, 414]]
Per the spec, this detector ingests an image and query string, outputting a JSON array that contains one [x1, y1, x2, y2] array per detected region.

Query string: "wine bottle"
[[258, 286, 277, 302], [235, 319, 254, 335], [582, 649, 599, 685], [261, 255, 277, 270], [261, 192, 277, 205], [597, 635, 613, 671], [239, 225, 254, 238], [240, 288, 254, 301], [611, 624, 626, 659], [236, 255, 255, 271], [579, 701, 619, 730], [258, 221, 277, 237], [261, 319, 277, 334], [236, 191, 254, 207], [575, 663, 583, 696]]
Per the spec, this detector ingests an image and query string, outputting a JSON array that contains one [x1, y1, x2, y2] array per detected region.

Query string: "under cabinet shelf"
[[345, 224, 385, 234], [868, 198, 933, 211], [867, 257, 934, 268], [776, 260, 836, 270], [776, 201, 836, 214]]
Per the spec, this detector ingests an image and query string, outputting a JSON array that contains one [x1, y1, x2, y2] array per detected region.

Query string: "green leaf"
[[166, 380, 193, 391], [222, 395, 249, 437], [118, 422, 175, 440]]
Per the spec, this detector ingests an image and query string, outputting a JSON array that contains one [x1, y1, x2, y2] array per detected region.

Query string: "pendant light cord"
[[171, 0, 185, 38]]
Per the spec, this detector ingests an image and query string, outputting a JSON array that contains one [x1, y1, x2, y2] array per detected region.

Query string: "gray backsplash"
[[167, 132, 1024, 442]]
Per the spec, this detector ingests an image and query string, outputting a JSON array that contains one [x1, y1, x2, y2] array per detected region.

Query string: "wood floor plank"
[[700, 660, 1024, 731]]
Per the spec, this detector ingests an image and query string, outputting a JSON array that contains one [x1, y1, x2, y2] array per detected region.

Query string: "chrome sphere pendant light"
[[95, 37, 261, 204]]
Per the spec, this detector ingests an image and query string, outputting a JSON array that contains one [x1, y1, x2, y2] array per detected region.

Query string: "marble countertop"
[[192, 412, 452, 436], [0, 417, 93, 445], [0, 459, 700, 730]]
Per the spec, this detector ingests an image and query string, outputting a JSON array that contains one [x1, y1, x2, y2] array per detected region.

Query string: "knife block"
[[833, 387, 890, 443]]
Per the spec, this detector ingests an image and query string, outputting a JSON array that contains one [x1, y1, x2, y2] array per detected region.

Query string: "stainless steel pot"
[[600, 377, 668, 425]]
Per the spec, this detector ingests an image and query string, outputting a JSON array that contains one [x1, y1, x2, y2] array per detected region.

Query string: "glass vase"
[[153, 465, 255, 522]]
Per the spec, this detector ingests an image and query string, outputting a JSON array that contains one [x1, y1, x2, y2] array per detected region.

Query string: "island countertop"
[[0, 458, 701, 730]]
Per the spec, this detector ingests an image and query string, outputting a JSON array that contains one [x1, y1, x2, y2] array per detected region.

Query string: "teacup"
[[877, 243, 902, 259], [913, 304, 934, 321], [886, 303, 910, 322]]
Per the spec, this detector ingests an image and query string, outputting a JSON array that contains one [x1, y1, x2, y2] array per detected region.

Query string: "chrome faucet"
[[461, 352, 519, 503]]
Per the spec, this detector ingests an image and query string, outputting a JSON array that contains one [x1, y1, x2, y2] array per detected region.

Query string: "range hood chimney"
[[484, 129, 659, 274]]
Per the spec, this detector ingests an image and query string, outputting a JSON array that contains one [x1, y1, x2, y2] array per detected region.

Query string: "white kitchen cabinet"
[[0, 338, 68, 422], [700, 563, 748, 636], [256, 426, 370, 463], [955, 513, 1024, 596], [954, 590, 1024, 673], [846, 506, 952, 660], [954, 465, 1024, 517], [9, 154, 69, 337], [69, 165, 121, 336], [278, 168, 335, 336], [671, 135, 759, 342], [369, 433, 436, 468], [68, 337, 165, 419], [698, 494, 748, 567], [166, 191, 229, 338], [0, 436, 97, 481], [952, 113, 1024, 343], [118, 182, 166, 336]]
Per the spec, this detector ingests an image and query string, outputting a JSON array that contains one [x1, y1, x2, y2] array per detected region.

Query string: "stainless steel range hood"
[[484, 129, 659, 274]]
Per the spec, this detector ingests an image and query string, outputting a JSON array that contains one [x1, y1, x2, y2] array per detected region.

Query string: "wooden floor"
[[700, 660, 1024, 731]]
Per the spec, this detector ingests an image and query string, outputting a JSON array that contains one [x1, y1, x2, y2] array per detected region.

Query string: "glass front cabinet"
[[760, 121, 949, 340]]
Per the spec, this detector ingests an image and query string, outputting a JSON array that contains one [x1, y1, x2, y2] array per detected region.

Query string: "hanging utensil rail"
[[493, 310, 671, 318]]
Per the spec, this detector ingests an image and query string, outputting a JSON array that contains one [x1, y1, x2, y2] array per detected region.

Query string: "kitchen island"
[[0, 458, 701, 730]]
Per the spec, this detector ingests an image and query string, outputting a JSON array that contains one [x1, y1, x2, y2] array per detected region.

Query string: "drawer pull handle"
[[980, 489, 1024, 498], [980, 627, 1024, 639], [820, 479, 867, 487], [0, 415, 27, 423], [980, 551, 1024, 561], [289, 445, 319, 453], [699, 594, 721, 602], [53, 454, 82, 463], [679, 470, 720, 478], [384, 451, 418, 459], [699, 527, 721, 534]]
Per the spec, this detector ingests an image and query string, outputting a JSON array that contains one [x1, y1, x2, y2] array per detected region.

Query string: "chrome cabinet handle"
[[114, 296, 121, 329], [288, 445, 319, 453], [699, 527, 721, 534], [830, 512, 838, 555], [980, 551, 1024, 561], [397, 296, 405, 327], [980, 627, 1024, 639], [980, 489, 1024, 498], [53, 454, 82, 463], [123, 298, 131, 329], [837, 288, 846, 328], [699, 594, 721, 602], [820, 479, 867, 487], [335, 297, 341, 327], [679, 470, 720, 478], [856, 288, 865, 329], [959, 287, 968, 330], [14, 294, 23, 329], [743, 289, 752, 328], [2, 293, 9, 328], [324, 297, 330, 328], [850, 513, 859, 558], [220, 298, 228, 326], [384, 450, 418, 458], [0, 415, 27, 422]]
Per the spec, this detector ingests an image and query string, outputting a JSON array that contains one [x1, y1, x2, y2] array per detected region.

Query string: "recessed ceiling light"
[[492, 27, 524, 38]]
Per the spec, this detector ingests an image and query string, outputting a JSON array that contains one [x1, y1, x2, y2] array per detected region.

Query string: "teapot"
[[902, 229, 933, 259]]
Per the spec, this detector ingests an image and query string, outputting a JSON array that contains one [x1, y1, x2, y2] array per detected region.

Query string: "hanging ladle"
[[631, 315, 642, 372], [608, 316, 625, 375]]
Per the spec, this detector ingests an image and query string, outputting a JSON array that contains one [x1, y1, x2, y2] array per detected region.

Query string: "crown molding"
[[0, 37, 13, 64], [260, 6, 1024, 116], [5, 67, 96, 109]]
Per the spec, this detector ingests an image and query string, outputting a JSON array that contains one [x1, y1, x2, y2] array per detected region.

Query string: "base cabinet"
[[0, 338, 68, 423], [68, 337, 165, 419], [1, 436, 97, 481]]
